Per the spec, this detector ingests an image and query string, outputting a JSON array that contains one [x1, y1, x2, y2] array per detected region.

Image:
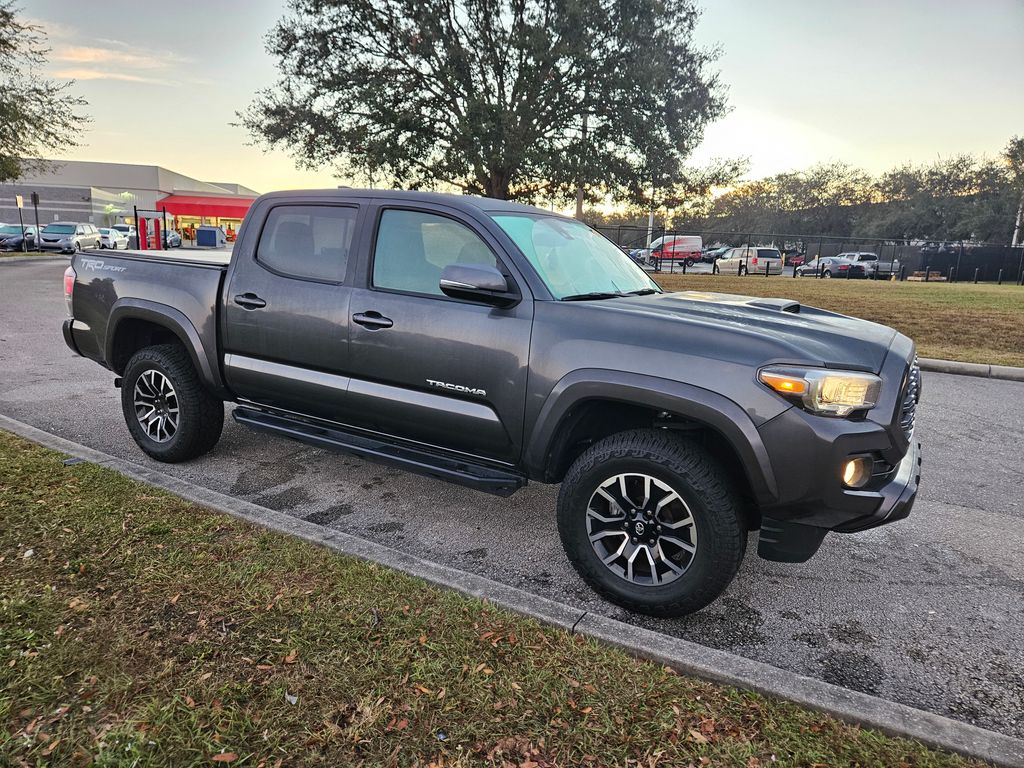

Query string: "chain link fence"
[[594, 224, 1024, 285]]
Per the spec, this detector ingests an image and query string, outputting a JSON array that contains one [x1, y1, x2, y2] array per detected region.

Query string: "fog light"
[[842, 457, 872, 489]]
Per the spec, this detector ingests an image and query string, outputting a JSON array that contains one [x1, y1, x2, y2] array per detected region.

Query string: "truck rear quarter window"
[[372, 209, 497, 297], [256, 205, 357, 283]]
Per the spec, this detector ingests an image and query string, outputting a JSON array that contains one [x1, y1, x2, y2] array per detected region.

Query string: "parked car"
[[796, 257, 866, 278], [836, 251, 900, 278], [701, 246, 730, 264], [629, 247, 652, 264], [787, 253, 807, 267], [38, 222, 102, 253], [717, 246, 784, 275], [112, 224, 136, 237], [62, 188, 921, 618], [0, 224, 36, 251], [163, 229, 183, 248], [99, 227, 129, 250], [649, 235, 703, 267]]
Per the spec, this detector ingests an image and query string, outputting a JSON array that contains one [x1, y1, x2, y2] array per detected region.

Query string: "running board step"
[[232, 406, 527, 497]]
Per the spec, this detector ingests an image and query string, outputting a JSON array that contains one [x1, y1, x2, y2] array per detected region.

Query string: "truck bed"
[[67, 248, 229, 392]]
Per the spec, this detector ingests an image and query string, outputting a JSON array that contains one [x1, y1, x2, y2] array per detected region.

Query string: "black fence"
[[594, 224, 1024, 284]]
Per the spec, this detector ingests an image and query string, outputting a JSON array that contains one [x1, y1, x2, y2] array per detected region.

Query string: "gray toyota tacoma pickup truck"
[[62, 189, 922, 616]]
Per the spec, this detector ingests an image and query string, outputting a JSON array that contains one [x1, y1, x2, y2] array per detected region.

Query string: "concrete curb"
[[1, 413, 1021, 768], [0, 253, 70, 264], [920, 357, 1024, 383]]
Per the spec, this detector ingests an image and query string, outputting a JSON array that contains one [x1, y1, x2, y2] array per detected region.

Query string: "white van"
[[717, 246, 784, 275]]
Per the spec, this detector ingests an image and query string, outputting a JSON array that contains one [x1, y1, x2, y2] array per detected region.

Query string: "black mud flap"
[[758, 518, 828, 563]]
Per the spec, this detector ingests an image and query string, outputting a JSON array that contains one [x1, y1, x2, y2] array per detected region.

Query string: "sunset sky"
[[25, 0, 1024, 193]]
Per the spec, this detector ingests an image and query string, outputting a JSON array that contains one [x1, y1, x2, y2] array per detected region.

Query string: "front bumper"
[[758, 436, 921, 562], [39, 240, 72, 252]]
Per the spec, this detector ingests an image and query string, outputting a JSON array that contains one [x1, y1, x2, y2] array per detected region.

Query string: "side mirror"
[[439, 263, 517, 306]]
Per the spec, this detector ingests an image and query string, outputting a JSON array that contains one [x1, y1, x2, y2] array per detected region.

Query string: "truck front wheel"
[[121, 344, 224, 462], [557, 429, 746, 617]]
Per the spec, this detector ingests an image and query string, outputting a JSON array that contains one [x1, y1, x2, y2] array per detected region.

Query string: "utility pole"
[[1012, 190, 1023, 247], [574, 95, 589, 221], [646, 179, 656, 247]]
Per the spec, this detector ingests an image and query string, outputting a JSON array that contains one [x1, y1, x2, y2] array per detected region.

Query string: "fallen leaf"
[[199, 672, 213, 681], [396, 718, 409, 730], [42, 738, 61, 755], [688, 729, 709, 744], [284, 649, 298, 664], [67, 597, 89, 612], [212, 753, 238, 762]]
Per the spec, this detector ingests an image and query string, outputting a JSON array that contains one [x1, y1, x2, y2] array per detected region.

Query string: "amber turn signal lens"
[[758, 372, 808, 396]]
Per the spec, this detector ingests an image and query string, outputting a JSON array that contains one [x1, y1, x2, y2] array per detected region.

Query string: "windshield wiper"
[[560, 291, 626, 301], [623, 288, 660, 296]]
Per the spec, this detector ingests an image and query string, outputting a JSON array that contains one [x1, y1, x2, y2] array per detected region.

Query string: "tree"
[[240, 0, 727, 204], [0, 2, 88, 182]]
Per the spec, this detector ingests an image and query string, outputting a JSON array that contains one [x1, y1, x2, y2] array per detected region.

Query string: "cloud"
[[56, 45, 188, 71], [51, 68, 166, 84], [43, 30, 194, 86]]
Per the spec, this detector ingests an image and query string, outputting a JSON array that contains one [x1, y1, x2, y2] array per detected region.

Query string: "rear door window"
[[757, 249, 779, 259], [256, 205, 357, 283]]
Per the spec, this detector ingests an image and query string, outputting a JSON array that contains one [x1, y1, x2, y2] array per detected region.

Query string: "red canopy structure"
[[155, 194, 255, 219]]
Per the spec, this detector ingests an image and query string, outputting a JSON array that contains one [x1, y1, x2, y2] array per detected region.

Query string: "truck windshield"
[[491, 214, 661, 300], [43, 224, 76, 234]]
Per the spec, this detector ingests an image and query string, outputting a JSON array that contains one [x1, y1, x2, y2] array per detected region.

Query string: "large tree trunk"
[[483, 169, 511, 200]]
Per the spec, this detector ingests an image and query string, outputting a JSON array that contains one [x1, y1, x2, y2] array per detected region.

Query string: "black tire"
[[557, 429, 746, 617], [738, 265, 747, 276], [684, 258, 695, 267], [121, 344, 224, 462], [822, 270, 832, 278]]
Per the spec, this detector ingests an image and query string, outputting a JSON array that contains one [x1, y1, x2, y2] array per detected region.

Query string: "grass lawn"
[[654, 273, 1024, 368], [0, 431, 979, 767]]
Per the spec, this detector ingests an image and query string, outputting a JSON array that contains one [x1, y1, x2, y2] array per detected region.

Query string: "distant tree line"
[[588, 137, 1024, 245]]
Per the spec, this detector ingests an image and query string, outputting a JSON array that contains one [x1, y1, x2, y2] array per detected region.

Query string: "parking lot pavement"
[[2, 259, 1022, 739]]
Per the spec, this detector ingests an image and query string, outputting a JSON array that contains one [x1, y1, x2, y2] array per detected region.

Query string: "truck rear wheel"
[[557, 429, 746, 617], [121, 344, 224, 462]]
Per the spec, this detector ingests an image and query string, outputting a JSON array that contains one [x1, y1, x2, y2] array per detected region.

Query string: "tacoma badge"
[[426, 379, 486, 397]]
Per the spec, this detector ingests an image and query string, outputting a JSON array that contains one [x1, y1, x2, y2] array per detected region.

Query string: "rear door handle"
[[352, 311, 393, 330], [233, 293, 266, 309]]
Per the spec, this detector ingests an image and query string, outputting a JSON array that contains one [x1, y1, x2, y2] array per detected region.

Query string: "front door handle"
[[352, 311, 393, 330], [233, 293, 266, 310]]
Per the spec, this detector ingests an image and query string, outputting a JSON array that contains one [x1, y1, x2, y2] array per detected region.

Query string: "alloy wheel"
[[133, 369, 179, 442], [586, 473, 698, 586]]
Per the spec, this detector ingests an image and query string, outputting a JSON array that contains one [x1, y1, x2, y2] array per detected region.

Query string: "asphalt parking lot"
[[1, 259, 1022, 739]]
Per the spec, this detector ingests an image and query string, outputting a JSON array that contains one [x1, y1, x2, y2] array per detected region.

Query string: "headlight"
[[758, 366, 882, 417]]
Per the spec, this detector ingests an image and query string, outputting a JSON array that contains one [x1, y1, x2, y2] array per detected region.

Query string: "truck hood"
[[599, 290, 900, 373]]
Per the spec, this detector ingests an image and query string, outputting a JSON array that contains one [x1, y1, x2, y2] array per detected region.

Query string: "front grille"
[[899, 357, 921, 439]]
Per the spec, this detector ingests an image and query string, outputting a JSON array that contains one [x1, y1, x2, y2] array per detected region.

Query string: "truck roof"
[[256, 188, 557, 217]]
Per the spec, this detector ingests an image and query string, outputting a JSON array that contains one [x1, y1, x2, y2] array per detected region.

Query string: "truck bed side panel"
[[69, 251, 227, 392]]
